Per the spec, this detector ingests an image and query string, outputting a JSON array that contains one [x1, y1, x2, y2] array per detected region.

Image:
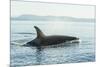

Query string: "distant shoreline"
[[11, 15, 95, 22]]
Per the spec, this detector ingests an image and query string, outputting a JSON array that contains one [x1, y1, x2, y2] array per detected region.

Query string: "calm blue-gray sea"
[[10, 20, 95, 66]]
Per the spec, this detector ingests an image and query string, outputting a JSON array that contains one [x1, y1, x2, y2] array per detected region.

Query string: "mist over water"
[[11, 20, 95, 66]]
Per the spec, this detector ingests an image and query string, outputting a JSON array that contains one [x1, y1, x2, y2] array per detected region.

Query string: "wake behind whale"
[[23, 26, 79, 47]]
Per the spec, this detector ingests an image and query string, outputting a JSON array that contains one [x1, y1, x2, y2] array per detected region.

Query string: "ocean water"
[[10, 21, 95, 66]]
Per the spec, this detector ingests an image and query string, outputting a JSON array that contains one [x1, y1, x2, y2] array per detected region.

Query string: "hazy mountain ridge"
[[11, 15, 95, 22]]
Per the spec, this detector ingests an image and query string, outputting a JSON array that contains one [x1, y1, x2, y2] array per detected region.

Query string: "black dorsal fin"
[[34, 26, 45, 38]]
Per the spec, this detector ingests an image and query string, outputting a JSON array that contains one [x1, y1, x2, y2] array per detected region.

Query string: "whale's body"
[[24, 26, 79, 47]]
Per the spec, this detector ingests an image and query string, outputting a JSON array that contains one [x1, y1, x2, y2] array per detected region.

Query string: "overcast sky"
[[11, 0, 95, 18]]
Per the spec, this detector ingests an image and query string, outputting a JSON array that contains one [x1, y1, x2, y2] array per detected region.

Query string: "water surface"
[[11, 21, 95, 66]]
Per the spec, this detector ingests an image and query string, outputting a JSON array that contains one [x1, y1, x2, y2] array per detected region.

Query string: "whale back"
[[34, 26, 45, 38], [24, 26, 79, 46]]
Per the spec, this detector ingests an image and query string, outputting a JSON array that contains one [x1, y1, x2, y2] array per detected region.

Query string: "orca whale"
[[23, 26, 79, 47]]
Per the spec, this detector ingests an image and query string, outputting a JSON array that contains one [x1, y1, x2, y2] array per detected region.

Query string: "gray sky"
[[11, 0, 95, 18]]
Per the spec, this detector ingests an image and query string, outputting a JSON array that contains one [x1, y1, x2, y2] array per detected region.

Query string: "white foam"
[[70, 39, 81, 43]]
